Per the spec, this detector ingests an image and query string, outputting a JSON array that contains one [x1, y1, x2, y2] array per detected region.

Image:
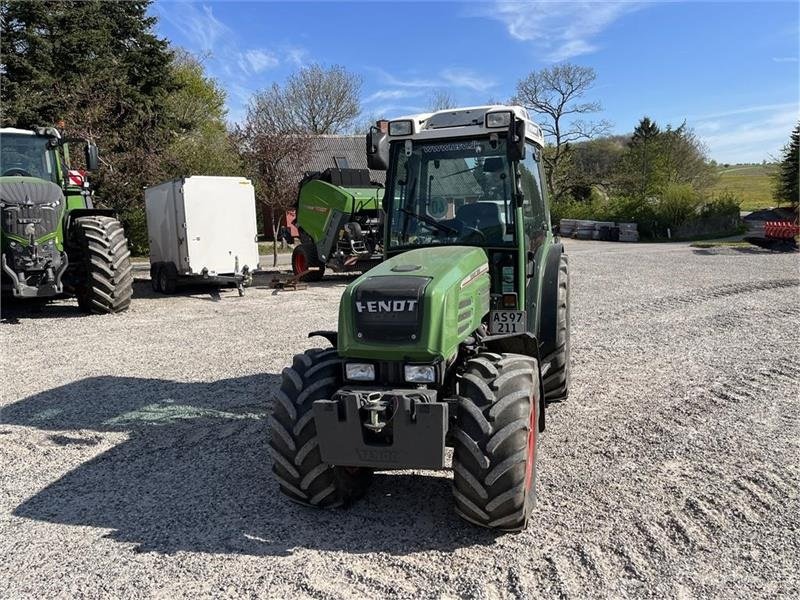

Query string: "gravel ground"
[[1, 240, 798, 599]]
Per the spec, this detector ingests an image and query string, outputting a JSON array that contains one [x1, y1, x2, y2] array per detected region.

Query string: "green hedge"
[[552, 185, 741, 240]]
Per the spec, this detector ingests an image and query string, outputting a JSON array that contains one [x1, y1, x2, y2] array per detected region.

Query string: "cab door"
[[518, 142, 550, 332]]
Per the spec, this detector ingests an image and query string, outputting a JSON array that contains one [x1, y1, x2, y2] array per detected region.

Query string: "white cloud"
[[364, 89, 422, 104], [239, 49, 279, 74], [370, 67, 494, 92], [687, 102, 798, 122], [478, 1, 644, 61], [698, 107, 799, 164], [441, 69, 494, 92], [773, 56, 799, 63], [286, 47, 310, 68], [161, 2, 230, 52]]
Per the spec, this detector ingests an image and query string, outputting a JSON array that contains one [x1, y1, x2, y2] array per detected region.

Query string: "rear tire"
[[72, 216, 133, 314], [542, 254, 570, 402], [269, 348, 372, 507], [292, 243, 325, 282], [452, 352, 540, 531]]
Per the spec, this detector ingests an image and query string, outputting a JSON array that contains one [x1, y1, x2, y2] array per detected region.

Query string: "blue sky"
[[152, 1, 799, 164]]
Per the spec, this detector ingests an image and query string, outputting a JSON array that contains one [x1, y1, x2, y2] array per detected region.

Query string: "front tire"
[[452, 352, 540, 531], [269, 348, 372, 507], [72, 216, 133, 314]]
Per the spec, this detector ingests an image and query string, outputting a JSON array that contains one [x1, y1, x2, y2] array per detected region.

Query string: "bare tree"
[[263, 64, 362, 135], [427, 89, 457, 111], [515, 63, 611, 200], [234, 91, 312, 266]]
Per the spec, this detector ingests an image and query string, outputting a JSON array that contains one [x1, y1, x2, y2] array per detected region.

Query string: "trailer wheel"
[[150, 263, 162, 293], [158, 263, 178, 294], [71, 216, 133, 314], [292, 243, 325, 282], [452, 352, 540, 531], [542, 253, 570, 402], [269, 347, 372, 507]]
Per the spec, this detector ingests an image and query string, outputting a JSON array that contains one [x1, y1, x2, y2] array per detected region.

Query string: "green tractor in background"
[[291, 168, 384, 281], [1, 127, 133, 313], [269, 106, 571, 531]]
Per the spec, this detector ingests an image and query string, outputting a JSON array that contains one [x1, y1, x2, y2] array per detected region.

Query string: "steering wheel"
[[2, 168, 33, 177], [457, 225, 487, 243]]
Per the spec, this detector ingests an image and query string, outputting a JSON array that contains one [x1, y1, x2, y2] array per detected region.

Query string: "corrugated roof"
[[304, 135, 385, 184]]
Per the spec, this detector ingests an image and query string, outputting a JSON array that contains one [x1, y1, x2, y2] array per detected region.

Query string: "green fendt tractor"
[[0, 127, 133, 313], [269, 106, 570, 531], [292, 168, 384, 281]]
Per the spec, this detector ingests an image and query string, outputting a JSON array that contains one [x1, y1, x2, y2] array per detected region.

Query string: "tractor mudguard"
[[537, 242, 565, 357], [64, 208, 116, 231], [313, 388, 448, 469], [482, 331, 540, 360], [308, 330, 338, 347], [480, 331, 546, 433]]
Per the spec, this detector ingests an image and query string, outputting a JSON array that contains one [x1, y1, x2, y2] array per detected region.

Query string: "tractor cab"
[[367, 106, 553, 334]]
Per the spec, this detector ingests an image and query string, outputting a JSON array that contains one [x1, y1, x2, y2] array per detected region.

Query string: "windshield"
[[387, 137, 515, 250], [0, 133, 59, 184]]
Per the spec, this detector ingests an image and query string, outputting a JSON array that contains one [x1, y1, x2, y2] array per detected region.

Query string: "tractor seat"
[[455, 202, 505, 243]]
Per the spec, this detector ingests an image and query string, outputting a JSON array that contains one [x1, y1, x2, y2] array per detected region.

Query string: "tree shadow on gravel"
[[2, 375, 498, 556]]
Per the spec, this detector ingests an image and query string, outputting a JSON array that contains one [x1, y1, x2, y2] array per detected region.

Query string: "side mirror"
[[366, 126, 389, 170], [506, 118, 526, 162], [85, 142, 99, 171]]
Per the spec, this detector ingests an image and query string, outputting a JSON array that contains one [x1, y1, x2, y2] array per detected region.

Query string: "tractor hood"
[[337, 246, 490, 362]]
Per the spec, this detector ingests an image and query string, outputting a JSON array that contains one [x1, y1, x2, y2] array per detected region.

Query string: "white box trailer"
[[145, 176, 259, 294]]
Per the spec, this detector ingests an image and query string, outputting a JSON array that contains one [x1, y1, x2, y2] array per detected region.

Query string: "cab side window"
[[519, 142, 548, 246]]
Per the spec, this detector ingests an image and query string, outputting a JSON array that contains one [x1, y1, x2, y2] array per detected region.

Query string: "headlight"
[[485, 111, 512, 128], [345, 363, 375, 381], [389, 120, 413, 136], [404, 364, 436, 383]]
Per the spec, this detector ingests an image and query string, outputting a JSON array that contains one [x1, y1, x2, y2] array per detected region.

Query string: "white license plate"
[[489, 310, 526, 334]]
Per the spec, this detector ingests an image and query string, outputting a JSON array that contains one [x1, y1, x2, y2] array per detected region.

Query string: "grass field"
[[711, 163, 780, 211]]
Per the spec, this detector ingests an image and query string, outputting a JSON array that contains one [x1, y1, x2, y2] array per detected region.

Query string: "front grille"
[[352, 275, 430, 343], [1, 203, 62, 239], [0, 180, 64, 239]]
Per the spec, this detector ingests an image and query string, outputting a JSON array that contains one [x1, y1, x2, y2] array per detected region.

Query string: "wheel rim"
[[524, 396, 537, 490], [294, 251, 307, 274], [159, 270, 168, 290]]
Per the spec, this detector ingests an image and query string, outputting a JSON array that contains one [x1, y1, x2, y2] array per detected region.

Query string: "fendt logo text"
[[355, 299, 418, 313]]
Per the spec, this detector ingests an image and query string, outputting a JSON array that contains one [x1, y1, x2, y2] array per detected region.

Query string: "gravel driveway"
[[1, 240, 798, 599]]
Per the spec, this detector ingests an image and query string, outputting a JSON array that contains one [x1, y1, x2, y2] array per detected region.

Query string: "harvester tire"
[[542, 253, 570, 402], [72, 216, 133, 314], [452, 352, 540, 531], [158, 263, 178, 294], [292, 243, 325, 282], [269, 347, 372, 507]]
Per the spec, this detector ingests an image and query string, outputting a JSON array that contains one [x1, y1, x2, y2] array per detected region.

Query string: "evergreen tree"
[[774, 123, 799, 205], [629, 116, 661, 197]]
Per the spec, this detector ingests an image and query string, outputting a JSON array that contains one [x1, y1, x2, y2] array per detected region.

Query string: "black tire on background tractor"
[[158, 262, 178, 294], [150, 263, 162, 293], [72, 216, 133, 314], [542, 253, 570, 402], [269, 348, 372, 507], [291, 243, 325, 282], [452, 352, 540, 531]]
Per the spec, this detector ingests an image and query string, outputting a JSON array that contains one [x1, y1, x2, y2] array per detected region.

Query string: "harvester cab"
[[269, 106, 571, 531], [0, 127, 133, 313]]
